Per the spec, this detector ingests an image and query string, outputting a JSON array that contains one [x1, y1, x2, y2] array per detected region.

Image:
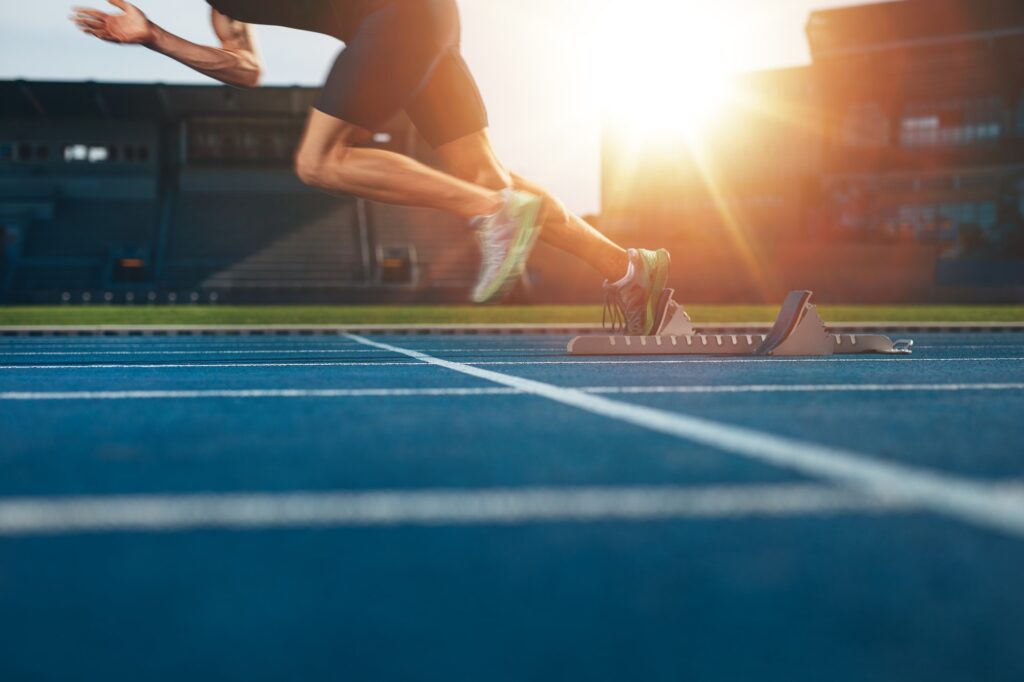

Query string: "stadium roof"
[[807, 0, 1024, 58], [0, 81, 320, 119]]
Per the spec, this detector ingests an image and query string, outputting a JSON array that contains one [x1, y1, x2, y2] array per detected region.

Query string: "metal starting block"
[[568, 290, 914, 357]]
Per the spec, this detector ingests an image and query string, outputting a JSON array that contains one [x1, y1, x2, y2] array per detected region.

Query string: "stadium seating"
[[163, 192, 365, 290], [20, 200, 156, 259], [366, 202, 477, 288]]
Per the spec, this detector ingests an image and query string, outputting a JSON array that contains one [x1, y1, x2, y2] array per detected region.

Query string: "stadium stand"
[[21, 200, 157, 260], [0, 81, 471, 304], [165, 192, 365, 290], [366, 202, 477, 289]]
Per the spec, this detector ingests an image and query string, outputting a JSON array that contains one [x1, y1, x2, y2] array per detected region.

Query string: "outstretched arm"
[[71, 0, 262, 88]]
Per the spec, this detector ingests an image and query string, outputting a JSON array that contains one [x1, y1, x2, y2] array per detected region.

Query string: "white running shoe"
[[471, 189, 544, 303]]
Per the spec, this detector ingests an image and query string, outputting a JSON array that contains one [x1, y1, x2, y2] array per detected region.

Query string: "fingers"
[[107, 0, 131, 11], [69, 7, 111, 38], [74, 22, 107, 36], [77, 25, 114, 42], [72, 14, 106, 29], [72, 7, 110, 19], [72, 14, 107, 31]]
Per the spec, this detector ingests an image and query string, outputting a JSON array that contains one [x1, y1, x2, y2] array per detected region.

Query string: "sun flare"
[[586, 2, 745, 143]]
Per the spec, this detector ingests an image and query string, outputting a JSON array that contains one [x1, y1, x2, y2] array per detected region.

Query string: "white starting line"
[[0, 484, 915, 536], [345, 335, 1024, 540], [2, 383, 1024, 401]]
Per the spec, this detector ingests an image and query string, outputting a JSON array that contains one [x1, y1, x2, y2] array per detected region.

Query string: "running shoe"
[[471, 189, 544, 303], [602, 248, 672, 335]]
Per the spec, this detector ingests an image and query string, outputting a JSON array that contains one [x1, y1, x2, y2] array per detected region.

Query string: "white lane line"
[[0, 484, 913, 536], [0, 361, 428, 370], [468, 357, 1024, 367], [2, 356, 1023, 371], [3, 383, 1023, 402], [0, 388, 520, 401], [0, 347, 559, 357], [0, 341, 558, 349], [347, 334, 1024, 539], [917, 345, 1024, 350], [588, 383, 1024, 395]]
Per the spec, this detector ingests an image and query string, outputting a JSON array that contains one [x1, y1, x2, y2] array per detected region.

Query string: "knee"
[[294, 145, 351, 189], [294, 152, 326, 188], [469, 167, 513, 192]]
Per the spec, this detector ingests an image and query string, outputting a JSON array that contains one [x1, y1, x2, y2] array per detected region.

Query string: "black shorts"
[[315, 0, 489, 147]]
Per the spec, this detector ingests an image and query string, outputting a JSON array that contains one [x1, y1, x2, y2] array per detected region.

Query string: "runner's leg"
[[294, 110, 502, 219], [435, 130, 630, 282], [293, 0, 502, 219], [295, 0, 630, 282]]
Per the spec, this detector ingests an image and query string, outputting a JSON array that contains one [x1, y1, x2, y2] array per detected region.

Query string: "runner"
[[72, 0, 671, 333]]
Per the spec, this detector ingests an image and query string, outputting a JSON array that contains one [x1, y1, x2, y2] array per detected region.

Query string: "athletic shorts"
[[315, 0, 489, 147]]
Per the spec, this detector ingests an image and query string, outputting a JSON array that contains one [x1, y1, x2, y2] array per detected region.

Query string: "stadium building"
[[597, 0, 1024, 303], [0, 82, 473, 304]]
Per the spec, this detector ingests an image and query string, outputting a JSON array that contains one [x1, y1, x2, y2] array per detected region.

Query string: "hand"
[[71, 0, 153, 45]]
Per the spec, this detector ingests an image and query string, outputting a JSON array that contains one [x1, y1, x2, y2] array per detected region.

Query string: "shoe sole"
[[472, 193, 544, 304]]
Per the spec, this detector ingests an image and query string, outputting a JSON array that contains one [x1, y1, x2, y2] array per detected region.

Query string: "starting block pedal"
[[567, 290, 914, 357]]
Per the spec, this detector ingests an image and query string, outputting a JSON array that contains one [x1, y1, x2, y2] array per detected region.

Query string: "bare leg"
[[294, 109, 629, 281], [294, 108, 503, 219], [435, 130, 630, 281]]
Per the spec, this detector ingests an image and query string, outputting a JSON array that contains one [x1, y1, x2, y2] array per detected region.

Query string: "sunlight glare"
[[586, 2, 744, 143]]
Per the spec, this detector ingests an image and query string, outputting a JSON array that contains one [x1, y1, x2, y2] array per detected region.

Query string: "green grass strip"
[[1, 305, 1022, 326]]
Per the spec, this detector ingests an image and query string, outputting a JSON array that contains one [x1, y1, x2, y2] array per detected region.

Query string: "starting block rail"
[[568, 290, 914, 357]]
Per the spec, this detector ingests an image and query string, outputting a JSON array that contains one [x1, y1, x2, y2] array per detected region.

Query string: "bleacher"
[[9, 199, 155, 299], [20, 200, 156, 260], [164, 192, 365, 291], [0, 81, 479, 303], [366, 202, 477, 288], [10, 264, 101, 296]]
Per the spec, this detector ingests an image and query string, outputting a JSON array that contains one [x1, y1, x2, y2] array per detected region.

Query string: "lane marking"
[[0, 361, 428, 370], [0, 347, 559, 357], [0, 484, 914, 536], [0, 341, 558, 350], [348, 334, 1024, 539], [2, 383, 1023, 402], [469, 357, 1024, 367], [2, 356, 1024, 371], [917, 345, 1024, 350], [0, 387, 520, 401], [588, 383, 1024, 395]]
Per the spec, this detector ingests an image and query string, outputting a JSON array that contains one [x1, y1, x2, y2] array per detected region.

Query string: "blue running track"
[[1, 332, 1023, 681]]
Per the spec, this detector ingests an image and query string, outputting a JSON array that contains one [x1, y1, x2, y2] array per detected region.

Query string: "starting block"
[[567, 290, 914, 357]]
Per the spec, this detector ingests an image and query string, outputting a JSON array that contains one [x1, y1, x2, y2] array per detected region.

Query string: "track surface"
[[1, 333, 1023, 681]]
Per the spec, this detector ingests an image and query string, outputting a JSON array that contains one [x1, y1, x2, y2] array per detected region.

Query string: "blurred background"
[[0, 0, 1022, 306]]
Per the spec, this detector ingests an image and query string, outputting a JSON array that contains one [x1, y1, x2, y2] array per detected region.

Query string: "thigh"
[[314, 0, 458, 133]]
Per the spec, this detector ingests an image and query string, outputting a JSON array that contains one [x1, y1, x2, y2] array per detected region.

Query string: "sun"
[[585, 2, 743, 143]]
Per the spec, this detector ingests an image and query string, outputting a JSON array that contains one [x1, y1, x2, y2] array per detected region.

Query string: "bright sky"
[[0, 0, 867, 213]]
